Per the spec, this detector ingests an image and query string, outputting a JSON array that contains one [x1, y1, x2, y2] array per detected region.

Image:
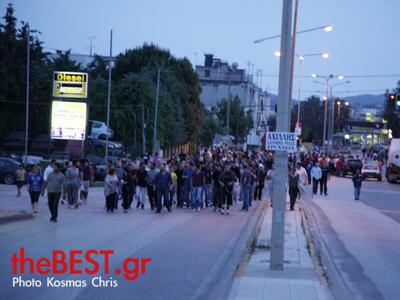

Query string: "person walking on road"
[[295, 162, 308, 198], [104, 167, 119, 213], [241, 163, 252, 212], [155, 164, 173, 213], [147, 163, 159, 210], [66, 160, 80, 209], [212, 163, 222, 212], [136, 163, 148, 209], [311, 162, 322, 195], [182, 162, 193, 208], [79, 159, 92, 205], [254, 164, 267, 201], [27, 165, 43, 214], [15, 165, 27, 197], [266, 163, 275, 206], [121, 168, 135, 213], [288, 168, 300, 211], [191, 164, 205, 212], [43, 160, 55, 182], [320, 158, 329, 196], [41, 163, 66, 223], [218, 163, 237, 215], [352, 169, 364, 200]]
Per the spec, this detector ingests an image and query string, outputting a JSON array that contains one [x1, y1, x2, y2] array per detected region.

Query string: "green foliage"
[[383, 82, 400, 138], [200, 96, 254, 144], [0, 4, 204, 155]]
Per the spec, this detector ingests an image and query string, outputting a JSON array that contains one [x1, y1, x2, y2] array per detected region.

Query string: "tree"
[[199, 107, 222, 145], [383, 81, 400, 138], [216, 96, 254, 143], [295, 96, 324, 143]]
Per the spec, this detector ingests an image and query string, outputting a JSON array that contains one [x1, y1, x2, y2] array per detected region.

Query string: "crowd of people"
[[13, 145, 385, 223]]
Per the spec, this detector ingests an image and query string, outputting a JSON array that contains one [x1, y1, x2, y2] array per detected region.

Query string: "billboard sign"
[[53, 71, 88, 98], [51, 101, 87, 140], [265, 131, 296, 153]]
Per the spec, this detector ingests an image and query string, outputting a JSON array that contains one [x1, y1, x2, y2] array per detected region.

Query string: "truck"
[[386, 138, 400, 183]]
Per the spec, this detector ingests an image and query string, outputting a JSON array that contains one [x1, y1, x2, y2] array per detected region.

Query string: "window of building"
[[205, 69, 210, 77]]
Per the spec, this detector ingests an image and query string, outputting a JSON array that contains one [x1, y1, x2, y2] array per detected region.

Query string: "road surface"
[[0, 185, 264, 300]]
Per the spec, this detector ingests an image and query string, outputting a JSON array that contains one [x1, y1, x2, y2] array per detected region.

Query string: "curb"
[[0, 211, 33, 225], [192, 199, 268, 300], [301, 200, 355, 300], [298, 202, 328, 285]]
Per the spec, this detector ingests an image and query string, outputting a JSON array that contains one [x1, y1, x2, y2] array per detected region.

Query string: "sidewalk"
[[303, 177, 400, 300], [228, 198, 334, 300]]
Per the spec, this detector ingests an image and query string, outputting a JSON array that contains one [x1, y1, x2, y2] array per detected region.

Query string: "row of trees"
[[0, 3, 205, 155]]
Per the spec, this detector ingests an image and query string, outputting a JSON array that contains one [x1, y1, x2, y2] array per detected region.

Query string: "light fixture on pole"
[[105, 30, 113, 166], [24, 24, 30, 164], [254, 24, 333, 44], [313, 76, 350, 151]]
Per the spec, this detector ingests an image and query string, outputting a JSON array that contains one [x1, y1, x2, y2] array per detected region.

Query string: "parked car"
[[343, 159, 363, 177], [0, 157, 21, 184], [87, 120, 114, 140], [361, 163, 382, 181]]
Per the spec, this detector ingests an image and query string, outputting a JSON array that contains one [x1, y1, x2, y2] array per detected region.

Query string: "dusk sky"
[[3, 0, 400, 99]]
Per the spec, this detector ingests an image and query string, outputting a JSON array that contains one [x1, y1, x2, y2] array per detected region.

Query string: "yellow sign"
[[51, 101, 87, 140], [53, 71, 88, 98]]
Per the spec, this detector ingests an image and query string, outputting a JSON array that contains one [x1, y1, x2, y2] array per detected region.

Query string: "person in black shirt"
[[121, 169, 135, 213], [204, 163, 213, 207], [288, 168, 300, 211], [175, 162, 184, 208], [212, 164, 222, 211], [218, 163, 237, 215]]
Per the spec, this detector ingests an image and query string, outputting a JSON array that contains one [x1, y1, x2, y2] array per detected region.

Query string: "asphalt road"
[[341, 173, 400, 223], [0, 185, 264, 300]]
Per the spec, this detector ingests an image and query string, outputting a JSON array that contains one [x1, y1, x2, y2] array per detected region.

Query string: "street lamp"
[[312, 74, 348, 152], [254, 24, 333, 44], [275, 52, 328, 125]]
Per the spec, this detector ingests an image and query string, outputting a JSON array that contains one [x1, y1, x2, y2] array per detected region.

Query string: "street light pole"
[[24, 24, 30, 164], [313, 76, 350, 152], [141, 104, 146, 155], [297, 57, 303, 124], [227, 81, 231, 135], [288, 0, 299, 128], [105, 29, 113, 166], [153, 68, 161, 154], [270, 0, 293, 271], [323, 79, 329, 152]]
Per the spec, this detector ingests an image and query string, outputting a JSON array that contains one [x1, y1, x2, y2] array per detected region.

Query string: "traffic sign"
[[265, 131, 296, 153], [53, 71, 88, 98]]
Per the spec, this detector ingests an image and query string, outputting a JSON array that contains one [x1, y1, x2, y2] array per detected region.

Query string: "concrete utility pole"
[[270, 0, 293, 271], [24, 24, 30, 164], [153, 68, 161, 154], [105, 30, 113, 165], [141, 104, 146, 155], [287, 0, 299, 127], [227, 81, 231, 135]]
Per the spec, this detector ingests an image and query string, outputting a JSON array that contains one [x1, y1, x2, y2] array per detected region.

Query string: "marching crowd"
[[13, 146, 382, 223]]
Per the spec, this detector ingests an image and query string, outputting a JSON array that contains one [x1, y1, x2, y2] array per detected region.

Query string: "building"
[[195, 54, 261, 109], [196, 54, 272, 146]]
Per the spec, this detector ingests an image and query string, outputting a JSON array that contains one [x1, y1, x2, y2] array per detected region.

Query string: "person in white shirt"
[[295, 162, 308, 197], [310, 162, 322, 195], [43, 160, 56, 182]]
